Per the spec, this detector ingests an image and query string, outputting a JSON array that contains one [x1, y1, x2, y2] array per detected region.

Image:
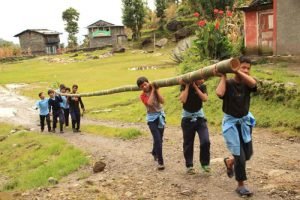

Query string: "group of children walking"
[[35, 84, 85, 134], [137, 56, 257, 197]]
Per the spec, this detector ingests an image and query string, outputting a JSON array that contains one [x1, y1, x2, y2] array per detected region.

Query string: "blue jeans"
[[181, 117, 210, 167], [148, 118, 164, 165]]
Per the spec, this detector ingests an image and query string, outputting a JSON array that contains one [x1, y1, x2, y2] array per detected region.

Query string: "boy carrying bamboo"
[[179, 79, 211, 174], [137, 77, 166, 170], [215, 56, 257, 197]]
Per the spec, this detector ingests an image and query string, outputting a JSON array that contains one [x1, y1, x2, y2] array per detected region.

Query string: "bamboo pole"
[[60, 58, 240, 97]]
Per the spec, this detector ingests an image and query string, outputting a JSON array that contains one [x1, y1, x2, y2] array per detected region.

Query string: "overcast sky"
[[1, 0, 155, 45]]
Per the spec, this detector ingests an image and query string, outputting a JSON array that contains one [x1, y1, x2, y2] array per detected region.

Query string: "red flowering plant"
[[192, 7, 235, 60]]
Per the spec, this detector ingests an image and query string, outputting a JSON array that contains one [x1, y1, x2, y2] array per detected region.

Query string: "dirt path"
[[0, 85, 299, 200]]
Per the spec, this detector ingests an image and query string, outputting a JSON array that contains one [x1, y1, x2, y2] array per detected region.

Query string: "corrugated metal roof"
[[87, 20, 123, 28], [14, 29, 61, 37]]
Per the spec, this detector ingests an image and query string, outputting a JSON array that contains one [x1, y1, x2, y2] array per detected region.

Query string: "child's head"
[[195, 79, 205, 85], [60, 87, 66, 93], [48, 89, 55, 98], [239, 56, 252, 75], [65, 87, 71, 93], [59, 84, 65, 90], [137, 76, 150, 92], [38, 92, 45, 99], [72, 84, 78, 93]]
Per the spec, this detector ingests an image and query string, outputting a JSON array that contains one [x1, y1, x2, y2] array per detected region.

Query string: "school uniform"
[[180, 84, 210, 168], [220, 79, 257, 182], [68, 95, 84, 131], [48, 95, 64, 132], [36, 98, 51, 132]]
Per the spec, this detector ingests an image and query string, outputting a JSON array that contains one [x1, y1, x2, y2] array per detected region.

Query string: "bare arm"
[[146, 86, 156, 106], [236, 71, 257, 88], [155, 88, 164, 104], [179, 84, 189, 104], [216, 74, 227, 98], [193, 83, 208, 102]]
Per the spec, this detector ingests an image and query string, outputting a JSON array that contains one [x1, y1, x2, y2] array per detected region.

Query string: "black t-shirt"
[[221, 79, 257, 118], [180, 84, 207, 112]]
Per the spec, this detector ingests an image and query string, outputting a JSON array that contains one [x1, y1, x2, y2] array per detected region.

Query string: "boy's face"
[[195, 79, 204, 85], [40, 93, 45, 99], [72, 87, 78, 93], [240, 62, 251, 75], [49, 92, 55, 98], [139, 82, 150, 92], [66, 90, 70, 93], [61, 88, 66, 93]]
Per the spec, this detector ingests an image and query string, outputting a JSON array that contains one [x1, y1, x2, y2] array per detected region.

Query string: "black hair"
[[48, 89, 54, 95], [59, 84, 66, 89], [65, 87, 71, 92], [136, 76, 149, 87], [38, 92, 43, 97], [72, 84, 78, 89], [239, 56, 251, 65]]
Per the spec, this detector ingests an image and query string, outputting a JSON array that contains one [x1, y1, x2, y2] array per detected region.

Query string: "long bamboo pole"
[[60, 58, 240, 97]]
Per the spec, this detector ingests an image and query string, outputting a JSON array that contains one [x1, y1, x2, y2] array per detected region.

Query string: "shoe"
[[186, 167, 196, 175], [77, 129, 81, 132], [157, 164, 165, 170], [201, 165, 211, 173], [235, 186, 253, 197]]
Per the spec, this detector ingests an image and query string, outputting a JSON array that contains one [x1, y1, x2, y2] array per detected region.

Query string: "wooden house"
[[87, 20, 127, 48], [240, 0, 300, 55], [14, 29, 61, 55]]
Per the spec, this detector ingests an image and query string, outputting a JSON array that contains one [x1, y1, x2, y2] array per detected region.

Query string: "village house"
[[86, 20, 127, 48], [240, 0, 300, 55], [14, 29, 61, 55]]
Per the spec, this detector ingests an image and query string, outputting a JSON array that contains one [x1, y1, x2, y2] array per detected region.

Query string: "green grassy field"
[[0, 48, 299, 135], [0, 124, 88, 191]]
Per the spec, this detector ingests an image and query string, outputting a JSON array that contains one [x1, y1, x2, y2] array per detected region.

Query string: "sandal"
[[224, 157, 234, 178], [235, 186, 253, 197]]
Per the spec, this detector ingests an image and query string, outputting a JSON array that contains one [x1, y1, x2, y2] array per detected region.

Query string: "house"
[[14, 29, 61, 55], [87, 20, 127, 48], [240, 0, 300, 55]]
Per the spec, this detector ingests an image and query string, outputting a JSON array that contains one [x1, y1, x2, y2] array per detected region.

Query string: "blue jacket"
[[36, 98, 49, 115], [182, 108, 205, 122], [222, 112, 256, 156], [147, 111, 165, 129]]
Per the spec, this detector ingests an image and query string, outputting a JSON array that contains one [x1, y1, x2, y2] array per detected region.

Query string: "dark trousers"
[[70, 109, 81, 130], [64, 108, 70, 126], [233, 124, 253, 182], [148, 118, 164, 165], [53, 109, 64, 131], [40, 114, 51, 131], [181, 117, 210, 168]]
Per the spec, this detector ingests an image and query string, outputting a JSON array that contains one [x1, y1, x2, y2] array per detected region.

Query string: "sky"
[[0, 0, 155, 45]]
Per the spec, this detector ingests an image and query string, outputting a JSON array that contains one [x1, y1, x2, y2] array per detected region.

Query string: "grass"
[[82, 125, 144, 140], [0, 48, 299, 135], [0, 123, 89, 191]]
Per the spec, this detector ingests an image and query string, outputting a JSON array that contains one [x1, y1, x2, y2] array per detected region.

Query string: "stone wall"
[[19, 32, 46, 54], [276, 0, 300, 55]]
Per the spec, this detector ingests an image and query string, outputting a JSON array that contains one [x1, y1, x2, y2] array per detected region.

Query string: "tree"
[[122, 0, 145, 40], [62, 7, 80, 48], [155, 0, 167, 29]]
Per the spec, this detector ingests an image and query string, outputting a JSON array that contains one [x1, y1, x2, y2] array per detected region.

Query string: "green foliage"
[[187, 0, 234, 19], [62, 7, 80, 48], [194, 20, 232, 60], [122, 0, 146, 40], [82, 125, 144, 140], [0, 124, 88, 191]]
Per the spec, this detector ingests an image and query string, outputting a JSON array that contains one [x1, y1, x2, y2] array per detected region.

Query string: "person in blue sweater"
[[48, 89, 64, 133], [36, 92, 51, 132], [215, 56, 257, 197]]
